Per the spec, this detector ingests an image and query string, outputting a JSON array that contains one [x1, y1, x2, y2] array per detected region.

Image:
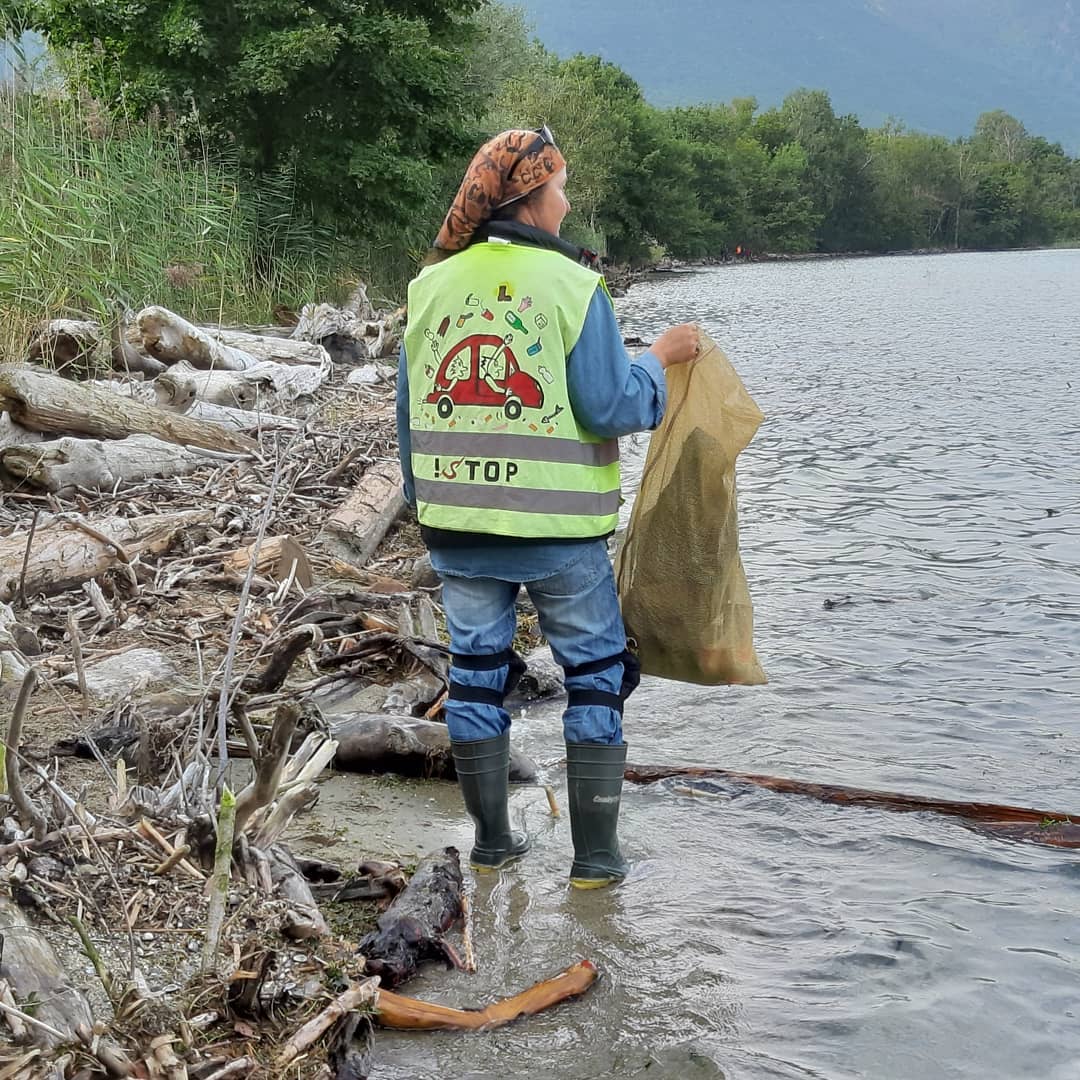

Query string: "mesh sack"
[[615, 333, 766, 685]]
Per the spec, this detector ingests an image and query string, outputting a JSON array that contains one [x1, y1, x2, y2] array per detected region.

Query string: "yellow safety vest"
[[404, 241, 620, 539]]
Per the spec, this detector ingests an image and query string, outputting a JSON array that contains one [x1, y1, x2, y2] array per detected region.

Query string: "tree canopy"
[[6, 1, 1079, 270]]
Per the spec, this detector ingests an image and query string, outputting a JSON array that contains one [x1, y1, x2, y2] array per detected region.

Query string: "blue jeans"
[[439, 542, 628, 745]]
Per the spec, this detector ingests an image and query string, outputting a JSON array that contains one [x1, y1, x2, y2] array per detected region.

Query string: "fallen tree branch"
[[625, 764, 1080, 849], [275, 977, 380, 1068], [232, 703, 300, 835], [5, 667, 48, 840], [374, 960, 599, 1031]]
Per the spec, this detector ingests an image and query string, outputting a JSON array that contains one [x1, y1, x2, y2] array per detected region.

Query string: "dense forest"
[[2, 0, 1078, 349]]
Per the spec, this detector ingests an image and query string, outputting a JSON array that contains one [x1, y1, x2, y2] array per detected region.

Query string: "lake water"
[[370, 250, 1080, 1080]]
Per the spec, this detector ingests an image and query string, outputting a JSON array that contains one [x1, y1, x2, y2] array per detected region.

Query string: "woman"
[[396, 127, 699, 889]]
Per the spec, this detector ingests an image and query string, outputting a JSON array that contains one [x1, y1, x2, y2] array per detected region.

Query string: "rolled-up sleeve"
[[566, 286, 666, 438], [395, 344, 416, 507]]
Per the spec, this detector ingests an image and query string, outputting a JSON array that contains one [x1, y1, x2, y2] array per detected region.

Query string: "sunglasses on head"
[[507, 125, 555, 182]]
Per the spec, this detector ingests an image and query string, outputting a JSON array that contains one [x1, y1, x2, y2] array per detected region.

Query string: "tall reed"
[[0, 62, 354, 361]]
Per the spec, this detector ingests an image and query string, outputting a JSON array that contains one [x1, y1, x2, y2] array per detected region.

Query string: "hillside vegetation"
[[2, 2, 1077, 354]]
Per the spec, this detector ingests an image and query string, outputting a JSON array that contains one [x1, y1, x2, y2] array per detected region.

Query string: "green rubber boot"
[[567, 741, 630, 889], [451, 732, 531, 872]]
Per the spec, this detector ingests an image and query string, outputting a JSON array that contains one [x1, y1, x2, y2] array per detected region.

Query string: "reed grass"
[[0, 60, 359, 361]]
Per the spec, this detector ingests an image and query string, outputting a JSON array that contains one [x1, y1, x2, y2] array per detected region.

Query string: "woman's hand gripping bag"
[[615, 333, 767, 685]]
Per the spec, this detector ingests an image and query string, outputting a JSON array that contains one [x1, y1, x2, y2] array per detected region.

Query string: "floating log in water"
[[358, 847, 466, 989], [624, 764, 1080, 849], [375, 960, 599, 1031]]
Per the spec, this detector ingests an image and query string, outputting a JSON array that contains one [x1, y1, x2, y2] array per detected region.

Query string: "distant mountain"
[[514, 0, 1080, 150]]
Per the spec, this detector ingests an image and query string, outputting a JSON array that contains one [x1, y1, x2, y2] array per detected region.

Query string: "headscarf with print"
[[433, 129, 566, 253]]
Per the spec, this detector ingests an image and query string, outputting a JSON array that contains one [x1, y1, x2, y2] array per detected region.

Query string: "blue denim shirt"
[[396, 285, 666, 581]]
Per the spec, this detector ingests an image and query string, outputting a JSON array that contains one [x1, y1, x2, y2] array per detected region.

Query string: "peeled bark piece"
[[357, 847, 466, 989], [138, 306, 260, 370], [375, 961, 600, 1031], [222, 535, 313, 589], [155, 359, 327, 411], [0, 897, 96, 1048], [0, 509, 212, 602], [624, 764, 1080, 850], [0, 434, 217, 494], [332, 715, 538, 784], [0, 368, 258, 455]]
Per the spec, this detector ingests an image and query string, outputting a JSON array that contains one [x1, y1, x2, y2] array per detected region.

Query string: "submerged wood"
[[624, 764, 1080, 849], [357, 847, 466, 989], [0, 509, 212, 602], [375, 960, 600, 1031], [331, 714, 538, 784], [0, 897, 96, 1048], [0, 434, 219, 493], [0, 368, 258, 455]]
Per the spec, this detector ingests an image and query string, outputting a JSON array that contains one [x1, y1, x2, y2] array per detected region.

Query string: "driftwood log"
[[321, 460, 406, 568], [26, 319, 100, 375], [0, 367, 258, 455], [0, 434, 224, 493], [0, 603, 33, 697], [375, 961, 599, 1031], [331, 715, 538, 784], [0, 508, 212, 602], [0, 413, 46, 453], [357, 847, 466, 989], [154, 358, 329, 413], [110, 314, 165, 378], [212, 328, 329, 367], [625, 764, 1080, 849], [0, 897, 96, 1048], [138, 306, 262, 370], [222, 535, 313, 590]]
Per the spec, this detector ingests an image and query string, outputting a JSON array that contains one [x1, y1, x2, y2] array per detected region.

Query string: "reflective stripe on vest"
[[404, 242, 620, 539]]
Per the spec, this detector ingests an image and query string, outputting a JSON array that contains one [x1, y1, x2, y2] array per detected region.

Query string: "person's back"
[[396, 127, 699, 889]]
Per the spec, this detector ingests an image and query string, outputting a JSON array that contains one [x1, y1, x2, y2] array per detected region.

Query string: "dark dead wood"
[[331, 714, 538, 784], [26, 319, 100, 376], [624, 764, 1080, 849], [357, 846, 466, 989], [241, 625, 320, 694]]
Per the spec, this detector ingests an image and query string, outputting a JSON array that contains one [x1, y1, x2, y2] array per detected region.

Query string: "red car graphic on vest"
[[426, 333, 544, 420]]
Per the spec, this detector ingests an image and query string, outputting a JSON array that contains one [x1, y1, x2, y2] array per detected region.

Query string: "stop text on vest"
[[434, 457, 521, 483]]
